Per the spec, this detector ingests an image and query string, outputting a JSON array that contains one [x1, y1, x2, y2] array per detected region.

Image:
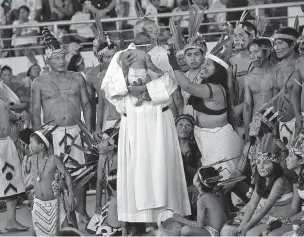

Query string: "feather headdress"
[[256, 133, 282, 164], [42, 27, 65, 60], [206, 34, 233, 69], [273, 17, 300, 42], [168, 18, 185, 56], [91, 11, 116, 63], [34, 120, 59, 148], [183, 4, 207, 53], [250, 107, 280, 137], [290, 132, 304, 159]]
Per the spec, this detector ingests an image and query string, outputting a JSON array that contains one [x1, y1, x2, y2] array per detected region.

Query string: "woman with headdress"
[[101, 1, 191, 233], [225, 108, 285, 198], [168, 32, 242, 181], [235, 133, 295, 236], [267, 134, 304, 236]]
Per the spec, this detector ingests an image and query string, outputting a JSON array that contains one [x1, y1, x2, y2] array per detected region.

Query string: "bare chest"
[[32, 157, 56, 181], [232, 58, 252, 78], [41, 79, 81, 101], [276, 65, 296, 90], [248, 73, 274, 94]]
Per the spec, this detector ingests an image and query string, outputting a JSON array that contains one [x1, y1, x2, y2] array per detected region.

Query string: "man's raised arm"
[[30, 79, 42, 130]]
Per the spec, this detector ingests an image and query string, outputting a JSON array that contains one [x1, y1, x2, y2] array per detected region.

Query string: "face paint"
[[199, 58, 216, 79], [234, 28, 251, 50], [257, 159, 274, 177], [249, 44, 268, 67], [274, 39, 294, 59]]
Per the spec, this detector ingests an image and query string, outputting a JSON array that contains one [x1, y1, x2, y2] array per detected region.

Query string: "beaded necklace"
[[36, 155, 48, 182]]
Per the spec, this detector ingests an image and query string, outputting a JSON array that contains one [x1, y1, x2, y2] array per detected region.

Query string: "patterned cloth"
[[32, 197, 66, 236]]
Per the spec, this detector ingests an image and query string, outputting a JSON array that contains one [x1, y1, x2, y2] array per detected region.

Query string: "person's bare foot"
[[5, 220, 29, 232]]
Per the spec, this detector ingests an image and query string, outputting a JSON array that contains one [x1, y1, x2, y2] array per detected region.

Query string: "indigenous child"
[[29, 126, 76, 236], [267, 133, 304, 236], [173, 167, 228, 236], [94, 127, 122, 236], [121, 32, 164, 106], [236, 135, 294, 236]]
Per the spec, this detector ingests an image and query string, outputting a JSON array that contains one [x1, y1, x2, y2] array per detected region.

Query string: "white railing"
[[0, 1, 303, 53]]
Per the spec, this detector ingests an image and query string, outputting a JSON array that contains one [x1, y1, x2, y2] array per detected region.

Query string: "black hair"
[[198, 167, 220, 193], [18, 128, 34, 145], [250, 38, 273, 60], [256, 162, 283, 198], [239, 20, 257, 37], [205, 61, 234, 126], [18, 5, 30, 14], [67, 54, 83, 72], [275, 27, 299, 47], [0, 65, 12, 75], [30, 132, 52, 150]]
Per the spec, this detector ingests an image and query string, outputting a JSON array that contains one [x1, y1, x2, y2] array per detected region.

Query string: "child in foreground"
[[29, 127, 76, 236], [173, 167, 228, 236]]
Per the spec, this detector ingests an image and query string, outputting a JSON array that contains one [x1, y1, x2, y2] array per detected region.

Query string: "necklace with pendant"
[[36, 156, 48, 182]]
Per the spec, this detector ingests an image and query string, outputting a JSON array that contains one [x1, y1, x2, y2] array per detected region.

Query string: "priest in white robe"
[[101, 17, 191, 226]]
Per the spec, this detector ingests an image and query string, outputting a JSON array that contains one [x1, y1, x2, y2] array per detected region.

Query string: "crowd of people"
[[1, 0, 304, 237], [0, 0, 300, 57]]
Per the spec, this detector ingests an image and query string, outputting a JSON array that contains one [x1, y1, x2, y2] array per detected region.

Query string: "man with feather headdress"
[[30, 27, 92, 223], [243, 37, 278, 141], [100, 1, 190, 233], [85, 9, 121, 136], [273, 26, 300, 149]]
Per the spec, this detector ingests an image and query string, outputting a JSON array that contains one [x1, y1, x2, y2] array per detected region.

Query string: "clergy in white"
[[101, 17, 191, 223]]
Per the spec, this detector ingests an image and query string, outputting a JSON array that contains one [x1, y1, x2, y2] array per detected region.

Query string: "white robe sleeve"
[[100, 50, 129, 114], [146, 46, 178, 105]]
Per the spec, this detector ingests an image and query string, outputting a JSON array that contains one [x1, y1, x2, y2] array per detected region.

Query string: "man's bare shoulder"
[[295, 57, 304, 70], [32, 74, 49, 87], [69, 71, 86, 85]]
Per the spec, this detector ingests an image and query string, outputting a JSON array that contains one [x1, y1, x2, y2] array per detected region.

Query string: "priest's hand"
[[128, 85, 147, 97], [121, 50, 136, 68]]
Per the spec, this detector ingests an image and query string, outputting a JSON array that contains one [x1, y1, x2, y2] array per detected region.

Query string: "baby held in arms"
[[121, 32, 164, 106]]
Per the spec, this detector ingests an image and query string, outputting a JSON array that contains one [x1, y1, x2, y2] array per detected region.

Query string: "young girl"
[[173, 167, 228, 236], [236, 134, 295, 236], [267, 134, 304, 236]]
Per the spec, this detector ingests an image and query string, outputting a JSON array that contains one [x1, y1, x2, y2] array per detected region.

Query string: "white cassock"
[[101, 44, 191, 222]]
